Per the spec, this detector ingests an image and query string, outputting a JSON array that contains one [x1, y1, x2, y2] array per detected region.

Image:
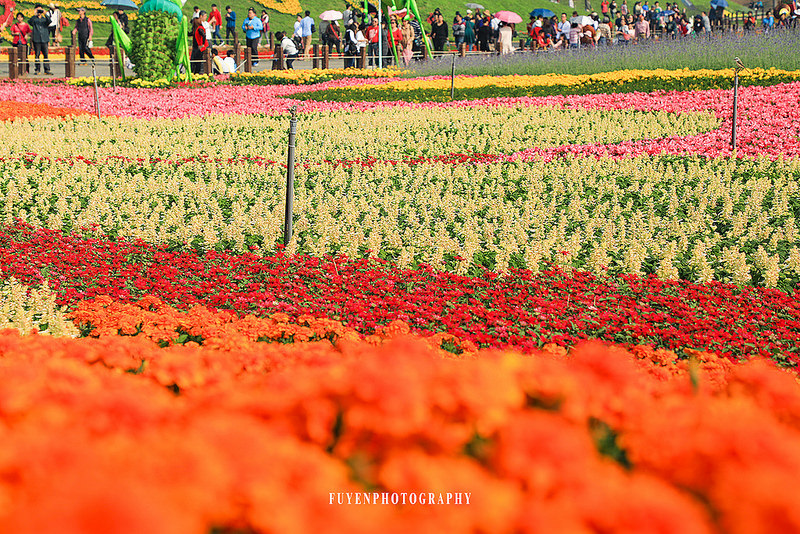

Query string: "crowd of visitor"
[[3, 0, 799, 74]]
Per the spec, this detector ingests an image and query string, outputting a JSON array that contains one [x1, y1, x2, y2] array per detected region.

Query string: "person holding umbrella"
[[116, 7, 129, 32], [326, 20, 341, 53], [320, 11, 343, 53]]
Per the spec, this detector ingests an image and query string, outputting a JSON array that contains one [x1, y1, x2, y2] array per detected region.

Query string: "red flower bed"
[[0, 100, 89, 121], [2, 221, 799, 364]]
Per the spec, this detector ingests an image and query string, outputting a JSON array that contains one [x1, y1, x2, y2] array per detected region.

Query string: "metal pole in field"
[[731, 70, 738, 149], [450, 53, 456, 99], [378, 0, 383, 69], [284, 106, 298, 246], [111, 50, 117, 90], [91, 63, 101, 119], [731, 56, 745, 149]]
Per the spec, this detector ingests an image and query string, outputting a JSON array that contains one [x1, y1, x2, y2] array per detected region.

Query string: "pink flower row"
[[1, 80, 798, 159]]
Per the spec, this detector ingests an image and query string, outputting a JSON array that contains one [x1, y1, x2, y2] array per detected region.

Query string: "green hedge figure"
[[130, 0, 190, 81]]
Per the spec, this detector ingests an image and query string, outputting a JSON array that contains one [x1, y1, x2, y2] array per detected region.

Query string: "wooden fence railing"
[[3, 20, 794, 78]]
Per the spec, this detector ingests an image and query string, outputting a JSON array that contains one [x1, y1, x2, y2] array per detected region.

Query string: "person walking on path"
[[300, 10, 314, 58], [242, 8, 262, 65], [225, 6, 236, 45], [209, 4, 223, 45], [115, 7, 128, 32], [71, 7, 94, 63]]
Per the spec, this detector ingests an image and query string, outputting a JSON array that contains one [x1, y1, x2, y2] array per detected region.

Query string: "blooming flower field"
[[1, 69, 800, 532]]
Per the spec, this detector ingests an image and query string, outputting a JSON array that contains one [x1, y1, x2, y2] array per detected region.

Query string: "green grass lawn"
[[10, 0, 747, 46]]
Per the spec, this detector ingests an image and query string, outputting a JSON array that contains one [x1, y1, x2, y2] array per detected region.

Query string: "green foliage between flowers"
[[131, 10, 179, 81], [291, 71, 800, 103]]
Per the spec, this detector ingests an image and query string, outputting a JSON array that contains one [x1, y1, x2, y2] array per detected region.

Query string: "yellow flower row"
[[340, 68, 800, 92], [0, 106, 717, 162], [0, 278, 77, 337], [233, 67, 404, 82]]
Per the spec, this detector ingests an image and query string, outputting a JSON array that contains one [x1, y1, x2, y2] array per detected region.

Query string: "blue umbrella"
[[658, 9, 676, 16], [101, 0, 139, 9], [710, 0, 728, 8], [530, 8, 556, 17]]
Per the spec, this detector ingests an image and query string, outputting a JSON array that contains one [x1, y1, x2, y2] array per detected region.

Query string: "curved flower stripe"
[[68, 295, 477, 355], [0, 330, 798, 533], [322, 67, 800, 92], [2, 223, 800, 364], [0, 100, 88, 121], [0, 79, 797, 159]]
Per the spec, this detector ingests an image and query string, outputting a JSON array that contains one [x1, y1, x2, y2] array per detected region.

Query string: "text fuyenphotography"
[[329, 492, 472, 505]]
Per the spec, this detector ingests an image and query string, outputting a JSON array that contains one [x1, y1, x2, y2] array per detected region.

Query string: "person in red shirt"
[[209, 4, 222, 45], [365, 17, 378, 66], [390, 17, 402, 57], [10, 13, 31, 74], [191, 11, 209, 73]]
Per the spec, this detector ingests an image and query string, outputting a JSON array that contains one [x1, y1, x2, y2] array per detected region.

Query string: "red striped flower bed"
[[2, 222, 798, 365]]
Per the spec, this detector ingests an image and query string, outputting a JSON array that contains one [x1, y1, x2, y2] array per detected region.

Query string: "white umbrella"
[[319, 10, 343, 21], [574, 15, 594, 25]]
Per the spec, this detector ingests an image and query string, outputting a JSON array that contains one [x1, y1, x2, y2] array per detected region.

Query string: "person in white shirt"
[[293, 14, 302, 40], [497, 22, 513, 54], [47, 3, 60, 43], [202, 16, 212, 42], [558, 12, 571, 40], [490, 13, 500, 41], [277, 30, 299, 68], [222, 49, 236, 72], [344, 23, 358, 67], [356, 25, 367, 51]]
